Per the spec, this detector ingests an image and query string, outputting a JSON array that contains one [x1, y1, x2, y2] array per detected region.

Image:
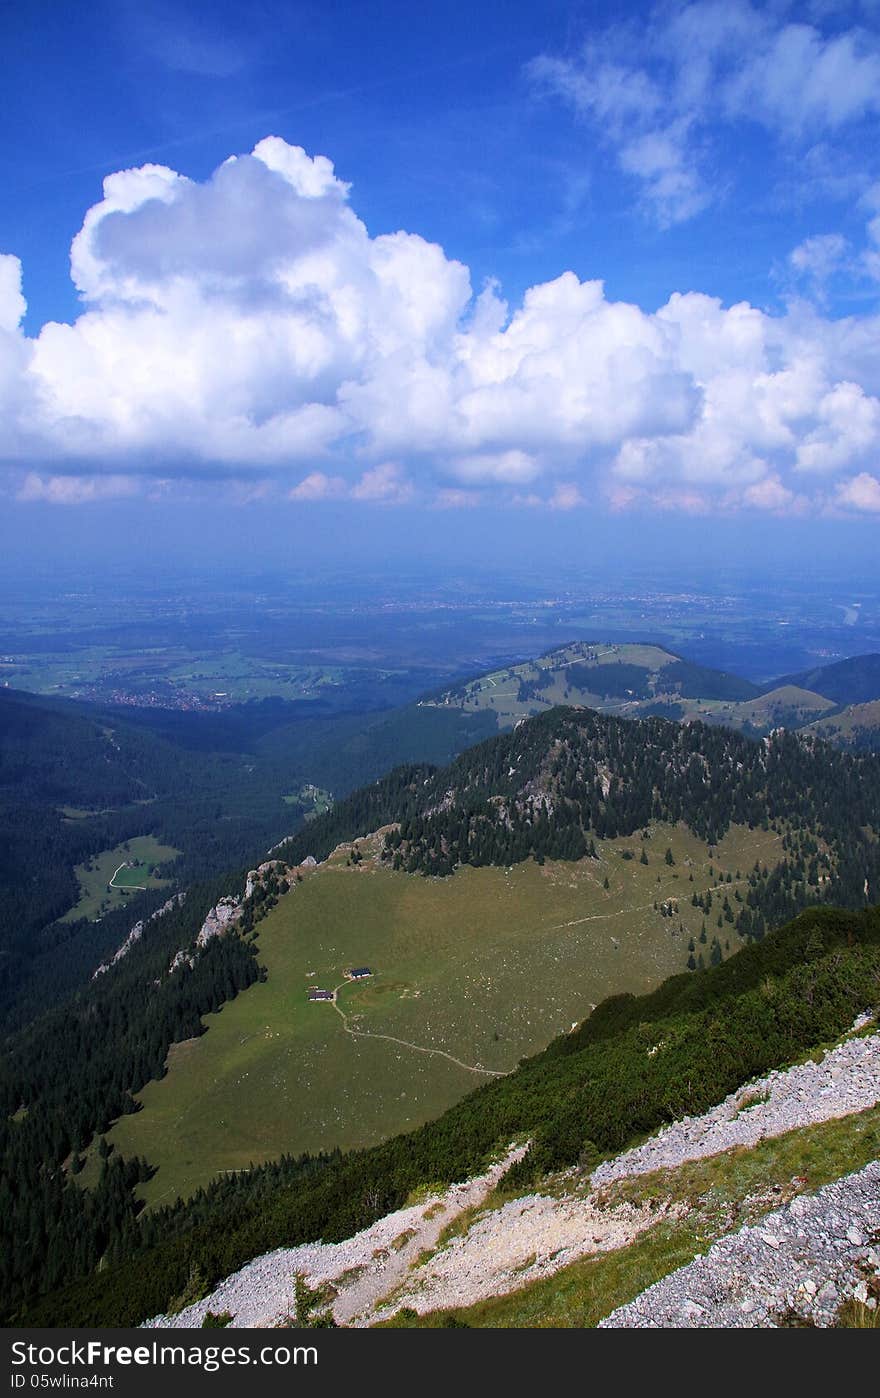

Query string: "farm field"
[[105, 820, 783, 1208], [61, 835, 180, 922], [4, 637, 423, 709]]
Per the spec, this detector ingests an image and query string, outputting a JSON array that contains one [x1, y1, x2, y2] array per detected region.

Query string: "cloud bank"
[[2, 134, 880, 515]]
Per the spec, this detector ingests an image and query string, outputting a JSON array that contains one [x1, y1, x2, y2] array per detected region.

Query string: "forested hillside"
[[374, 707, 880, 935], [769, 652, 880, 706], [0, 686, 493, 1025], [20, 903, 880, 1327], [0, 688, 296, 1023], [0, 872, 266, 1319], [0, 690, 187, 949]]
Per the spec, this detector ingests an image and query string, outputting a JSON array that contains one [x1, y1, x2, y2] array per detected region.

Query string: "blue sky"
[[2, 0, 880, 571]]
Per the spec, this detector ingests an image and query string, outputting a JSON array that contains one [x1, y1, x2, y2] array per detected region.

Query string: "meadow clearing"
[[61, 835, 180, 922], [106, 820, 782, 1207]]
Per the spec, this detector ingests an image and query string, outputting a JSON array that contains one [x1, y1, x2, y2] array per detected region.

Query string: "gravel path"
[[592, 1019, 879, 1189], [144, 1150, 524, 1329], [330, 991, 506, 1077], [600, 1160, 880, 1327], [370, 1192, 684, 1322]]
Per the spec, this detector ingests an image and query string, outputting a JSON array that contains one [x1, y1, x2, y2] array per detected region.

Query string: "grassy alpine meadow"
[[105, 820, 783, 1208], [60, 835, 181, 922]]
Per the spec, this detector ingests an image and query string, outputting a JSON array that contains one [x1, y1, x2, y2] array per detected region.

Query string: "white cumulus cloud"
[[2, 137, 880, 516], [836, 471, 880, 512]]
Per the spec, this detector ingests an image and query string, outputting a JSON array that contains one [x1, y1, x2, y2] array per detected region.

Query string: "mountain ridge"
[[420, 640, 880, 747], [765, 652, 880, 707]]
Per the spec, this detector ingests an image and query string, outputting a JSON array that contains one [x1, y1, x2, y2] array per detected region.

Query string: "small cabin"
[[308, 989, 333, 1002], [348, 967, 372, 980]]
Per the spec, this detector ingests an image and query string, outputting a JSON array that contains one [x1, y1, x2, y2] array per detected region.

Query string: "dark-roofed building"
[[348, 967, 372, 980], [308, 989, 333, 1002]]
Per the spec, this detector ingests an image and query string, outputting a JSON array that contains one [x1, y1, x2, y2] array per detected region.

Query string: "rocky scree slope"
[[146, 1014, 880, 1329], [600, 1160, 880, 1328]]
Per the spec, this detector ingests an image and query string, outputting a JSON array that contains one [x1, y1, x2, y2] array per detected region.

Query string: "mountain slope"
[[23, 902, 880, 1326], [145, 1016, 880, 1328], [9, 702, 880, 1324], [106, 687, 880, 1204], [419, 638, 880, 741], [105, 818, 777, 1205], [805, 698, 880, 752], [766, 653, 880, 706], [722, 684, 834, 729], [373, 706, 880, 916], [423, 641, 880, 751], [422, 641, 761, 731]]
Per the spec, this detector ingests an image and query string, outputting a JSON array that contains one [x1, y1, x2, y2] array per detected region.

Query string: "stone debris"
[[143, 1151, 524, 1330], [93, 892, 187, 978], [592, 1021, 880, 1189], [369, 1193, 684, 1324], [196, 896, 242, 948], [600, 1160, 880, 1328]]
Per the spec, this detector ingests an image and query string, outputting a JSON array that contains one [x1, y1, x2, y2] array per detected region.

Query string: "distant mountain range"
[[423, 641, 880, 749]]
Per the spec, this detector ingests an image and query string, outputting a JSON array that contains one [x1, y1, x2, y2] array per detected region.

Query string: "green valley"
[[108, 820, 780, 1205], [61, 836, 181, 922], [27, 902, 880, 1327]]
